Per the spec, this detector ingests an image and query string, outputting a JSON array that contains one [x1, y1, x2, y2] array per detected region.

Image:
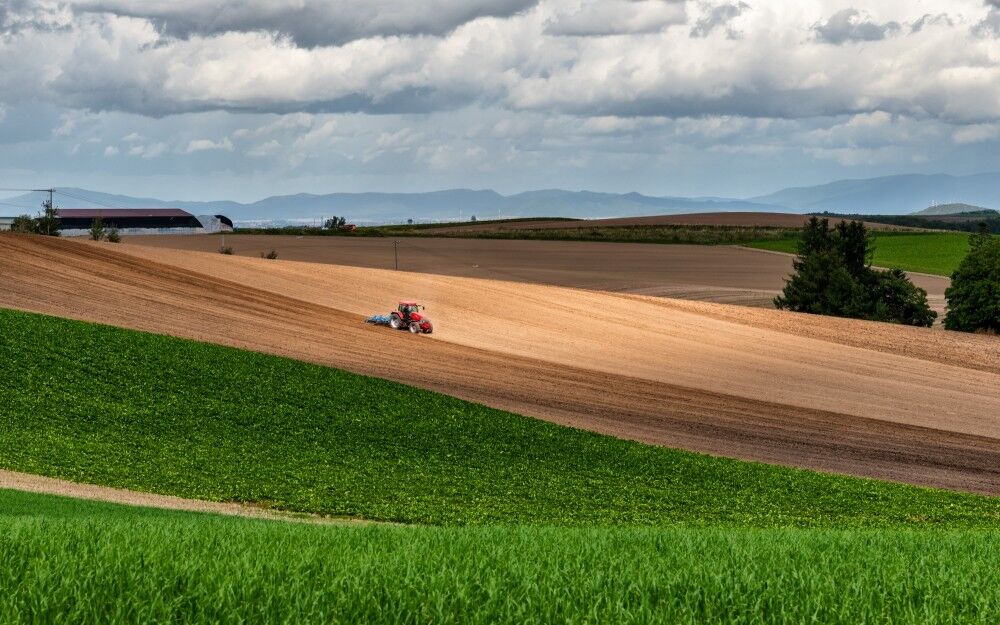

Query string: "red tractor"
[[390, 301, 433, 334]]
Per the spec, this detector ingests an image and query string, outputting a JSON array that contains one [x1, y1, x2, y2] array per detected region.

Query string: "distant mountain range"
[[751, 173, 1000, 215], [2, 172, 998, 224]]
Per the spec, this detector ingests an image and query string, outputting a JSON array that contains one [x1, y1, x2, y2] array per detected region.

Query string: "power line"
[[52, 189, 127, 209], [0, 199, 35, 210]]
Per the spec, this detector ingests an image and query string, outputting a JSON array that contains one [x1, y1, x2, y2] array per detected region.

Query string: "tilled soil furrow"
[[2, 235, 1000, 495]]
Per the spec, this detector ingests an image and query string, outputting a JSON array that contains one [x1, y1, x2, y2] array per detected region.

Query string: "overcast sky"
[[1, 0, 998, 202]]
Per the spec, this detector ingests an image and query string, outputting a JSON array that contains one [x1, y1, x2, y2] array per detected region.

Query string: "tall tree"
[[944, 230, 1000, 333]]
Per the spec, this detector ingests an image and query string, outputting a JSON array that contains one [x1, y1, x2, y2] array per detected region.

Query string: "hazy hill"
[[753, 173, 1000, 215], [913, 203, 995, 216], [1, 188, 785, 224], [3, 172, 999, 223]]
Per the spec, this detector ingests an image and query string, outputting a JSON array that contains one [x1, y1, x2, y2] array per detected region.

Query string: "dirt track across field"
[[0, 469, 360, 524], [2, 235, 999, 494], [124, 234, 950, 311]]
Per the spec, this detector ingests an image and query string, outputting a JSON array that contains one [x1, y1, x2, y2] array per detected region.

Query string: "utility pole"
[[32, 188, 55, 235], [393, 240, 399, 270]]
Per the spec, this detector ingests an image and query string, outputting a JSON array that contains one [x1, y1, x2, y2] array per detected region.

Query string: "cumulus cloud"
[[972, 1, 1000, 37], [2, 0, 1000, 199], [952, 123, 1000, 144], [186, 137, 234, 153], [546, 0, 686, 36], [68, 0, 539, 47], [813, 9, 900, 44], [690, 2, 749, 39]]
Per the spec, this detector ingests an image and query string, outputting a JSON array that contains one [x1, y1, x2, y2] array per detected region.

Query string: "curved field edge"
[[3, 489, 1000, 625], [2, 307, 1000, 528]]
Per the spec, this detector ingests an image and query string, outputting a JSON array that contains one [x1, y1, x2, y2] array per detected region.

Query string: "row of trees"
[[9, 202, 61, 236], [777, 218, 998, 333]]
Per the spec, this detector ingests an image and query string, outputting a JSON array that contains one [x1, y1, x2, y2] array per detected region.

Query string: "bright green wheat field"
[[3, 489, 1000, 625], [745, 232, 971, 276]]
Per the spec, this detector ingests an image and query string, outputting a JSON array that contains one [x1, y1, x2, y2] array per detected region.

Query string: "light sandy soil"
[[124, 234, 950, 313], [0, 469, 358, 523], [2, 235, 999, 495]]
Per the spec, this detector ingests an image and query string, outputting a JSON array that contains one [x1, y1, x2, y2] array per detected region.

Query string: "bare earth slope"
[[125, 235, 950, 312], [3, 235, 999, 494]]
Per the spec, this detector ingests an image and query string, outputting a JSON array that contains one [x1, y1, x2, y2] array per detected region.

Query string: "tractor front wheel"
[[408, 322, 421, 334]]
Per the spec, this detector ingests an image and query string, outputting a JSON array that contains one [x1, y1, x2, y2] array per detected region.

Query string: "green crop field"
[[5, 308, 1000, 624], [745, 232, 971, 276], [3, 307, 1000, 528], [3, 489, 1000, 625]]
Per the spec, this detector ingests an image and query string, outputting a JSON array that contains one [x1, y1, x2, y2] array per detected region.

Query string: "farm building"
[[196, 214, 235, 233], [0, 216, 14, 231], [56, 209, 230, 235]]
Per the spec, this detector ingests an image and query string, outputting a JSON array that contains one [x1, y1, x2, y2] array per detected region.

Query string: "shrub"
[[945, 230, 1000, 333], [10, 214, 35, 233], [219, 245, 234, 255], [868, 268, 937, 327], [89, 217, 106, 241], [106, 227, 121, 243], [261, 249, 278, 259]]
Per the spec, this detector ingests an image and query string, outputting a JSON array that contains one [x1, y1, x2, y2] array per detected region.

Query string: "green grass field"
[[3, 489, 1000, 625], [745, 232, 971, 276], [3, 308, 1000, 528]]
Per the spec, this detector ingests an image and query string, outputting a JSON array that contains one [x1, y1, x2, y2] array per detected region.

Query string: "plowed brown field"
[[3, 235, 999, 494], [418, 212, 915, 232], [124, 234, 950, 311]]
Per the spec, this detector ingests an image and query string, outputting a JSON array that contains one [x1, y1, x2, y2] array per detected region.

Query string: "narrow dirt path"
[[0, 469, 367, 524]]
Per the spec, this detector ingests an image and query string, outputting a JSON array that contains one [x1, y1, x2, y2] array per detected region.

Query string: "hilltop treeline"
[[814, 210, 1000, 234]]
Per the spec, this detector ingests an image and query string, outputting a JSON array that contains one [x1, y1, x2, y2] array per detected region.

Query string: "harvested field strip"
[[4, 489, 1000, 625], [2, 235, 999, 495], [120, 233, 950, 314], [5, 308, 1000, 526], [109, 239, 998, 440]]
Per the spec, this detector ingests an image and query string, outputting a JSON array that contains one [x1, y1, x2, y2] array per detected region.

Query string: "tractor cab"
[[398, 301, 424, 320]]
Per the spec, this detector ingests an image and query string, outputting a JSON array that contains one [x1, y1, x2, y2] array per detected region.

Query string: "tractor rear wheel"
[[390, 315, 403, 329], [408, 322, 421, 334]]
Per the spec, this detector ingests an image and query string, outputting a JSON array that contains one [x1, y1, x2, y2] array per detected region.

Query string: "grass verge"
[[3, 489, 1000, 625], [2, 307, 1000, 527], [745, 232, 971, 276]]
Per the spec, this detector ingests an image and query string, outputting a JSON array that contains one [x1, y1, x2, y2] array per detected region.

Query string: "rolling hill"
[[753, 173, 1000, 214]]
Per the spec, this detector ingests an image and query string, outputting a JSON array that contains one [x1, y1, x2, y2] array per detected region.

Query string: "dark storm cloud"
[[69, 0, 540, 47], [813, 8, 900, 44]]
